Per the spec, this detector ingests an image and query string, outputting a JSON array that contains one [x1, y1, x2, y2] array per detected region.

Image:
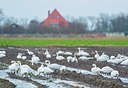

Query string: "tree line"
[[0, 9, 128, 34]]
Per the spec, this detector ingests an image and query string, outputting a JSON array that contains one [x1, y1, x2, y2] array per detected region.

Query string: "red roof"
[[41, 9, 69, 28]]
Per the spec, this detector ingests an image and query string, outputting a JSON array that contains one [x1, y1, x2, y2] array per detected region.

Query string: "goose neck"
[[17, 61, 22, 66]]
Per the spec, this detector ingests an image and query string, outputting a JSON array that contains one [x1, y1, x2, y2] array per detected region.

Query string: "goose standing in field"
[[44, 49, 51, 59], [0, 50, 6, 58], [71, 55, 78, 63], [0, 53, 6, 58], [0, 51, 6, 55], [94, 51, 99, 59], [26, 49, 34, 56], [21, 55, 27, 60], [79, 56, 93, 61], [44, 60, 62, 71], [56, 50, 64, 55], [37, 63, 54, 77], [91, 64, 101, 75], [46, 53, 51, 59], [31, 54, 40, 65], [64, 52, 73, 56], [110, 56, 115, 59], [56, 53, 65, 60], [116, 54, 122, 59], [120, 59, 128, 66], [67, 56, 73, 63], [16, 53, 22, 59], [8, 61, 20, 74], [107, 58, 124, 64], [44, 49, 49, 55], [97, 53, 109, 62], [0, 50, 6, 54], [17, 61, 34, 77], [100, 66, 113, 75], [77, 47, 90, 56], [60, 66, 66, 73]]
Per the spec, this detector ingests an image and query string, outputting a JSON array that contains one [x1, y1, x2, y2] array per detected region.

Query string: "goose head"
[[17, 61, 22, 66], [78, 47, 81, 51], [92, 64, 96, 67], [11, 60, 16, 64], [95, 51, 98, 54], [26, 49, 29, 52], [44, 60, 50, 66]]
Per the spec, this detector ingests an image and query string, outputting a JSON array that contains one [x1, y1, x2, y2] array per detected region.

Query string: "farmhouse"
[[41, 9, 69, 28]]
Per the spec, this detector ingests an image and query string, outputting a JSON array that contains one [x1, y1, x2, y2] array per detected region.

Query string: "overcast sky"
[[0, 0, 128, 20]]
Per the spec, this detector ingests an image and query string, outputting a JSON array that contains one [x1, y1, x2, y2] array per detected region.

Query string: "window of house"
[[57, 16, 60, 18]]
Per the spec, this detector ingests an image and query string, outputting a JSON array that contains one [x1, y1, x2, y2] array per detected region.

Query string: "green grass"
[[0, 38, 128, 47]]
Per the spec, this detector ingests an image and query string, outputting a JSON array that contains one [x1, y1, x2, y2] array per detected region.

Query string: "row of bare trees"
[[0, 9, 128, 34]]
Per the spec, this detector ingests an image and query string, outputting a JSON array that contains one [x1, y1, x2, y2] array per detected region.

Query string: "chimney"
[[48, 10, 50, 17]]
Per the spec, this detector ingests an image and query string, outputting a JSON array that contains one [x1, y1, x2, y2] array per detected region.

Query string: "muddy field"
[[0, 46, 128, 88]]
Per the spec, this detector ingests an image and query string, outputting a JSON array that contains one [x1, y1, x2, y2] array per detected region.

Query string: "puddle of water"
[[54, 79, 90, 88], [66, 67, 94, 75], [99, 73, 128, 84], [0, 69, 89, 88], [120, 77, 128, 83], [32, 78, 90, 88], [0, 70, 37, 88], [32, 78, 62, 88], [0, 66, 128, 88], [65, 66, 128, 84], [7, 78, 37, 88]]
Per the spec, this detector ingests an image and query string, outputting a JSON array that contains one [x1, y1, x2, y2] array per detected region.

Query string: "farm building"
[[41, 9, 69, 28], [105, 32, 127, 37]]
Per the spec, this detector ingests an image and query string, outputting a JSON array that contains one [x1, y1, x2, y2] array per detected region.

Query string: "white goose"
[[37, 63, 54, 76], [71, 55, 78, 63], [0, 50, 6, 54], [46, 53, 51, 59], [77, 47, 90, 56], [110, 56, 115, 59], [8, 61, 20, 74], [44, 49, 51, 58], [111, 70, 119, 79], [0, 53, 6, 58], [44, 49, 49, 55], [120, 59, 128, 65], [79, 56, 93, 61], [60, 66, 66, 73], [21, 55, 27, 60], [107, 58, 124, 64], [64, 52, 73, 56], [94, 51, 100, 59], [56, 50, 64, 55], [97, 53, 109, 62], [44, 60, 62, 71], [26, 49, 34, 55], [56, 53, 65, 60], [17, 61, 34, 77], [67, 56, 73, 62], [16, 53, 22, 59], [91, 64, 101, 75], [100, 66, 113, 75], [31, 54, 40, 65]]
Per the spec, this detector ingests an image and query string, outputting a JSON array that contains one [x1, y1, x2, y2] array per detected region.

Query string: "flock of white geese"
[[0, 47, 128, 79]]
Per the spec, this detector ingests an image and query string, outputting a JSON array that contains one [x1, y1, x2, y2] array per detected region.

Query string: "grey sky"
[[0, 0, 128, 20]]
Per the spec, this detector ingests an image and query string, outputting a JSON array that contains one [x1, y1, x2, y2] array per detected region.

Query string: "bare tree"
[[87, 16, 97, 31], [110, 13, 128, 32], [94, 14, 110, 32], [0, 8, 5, 34]]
